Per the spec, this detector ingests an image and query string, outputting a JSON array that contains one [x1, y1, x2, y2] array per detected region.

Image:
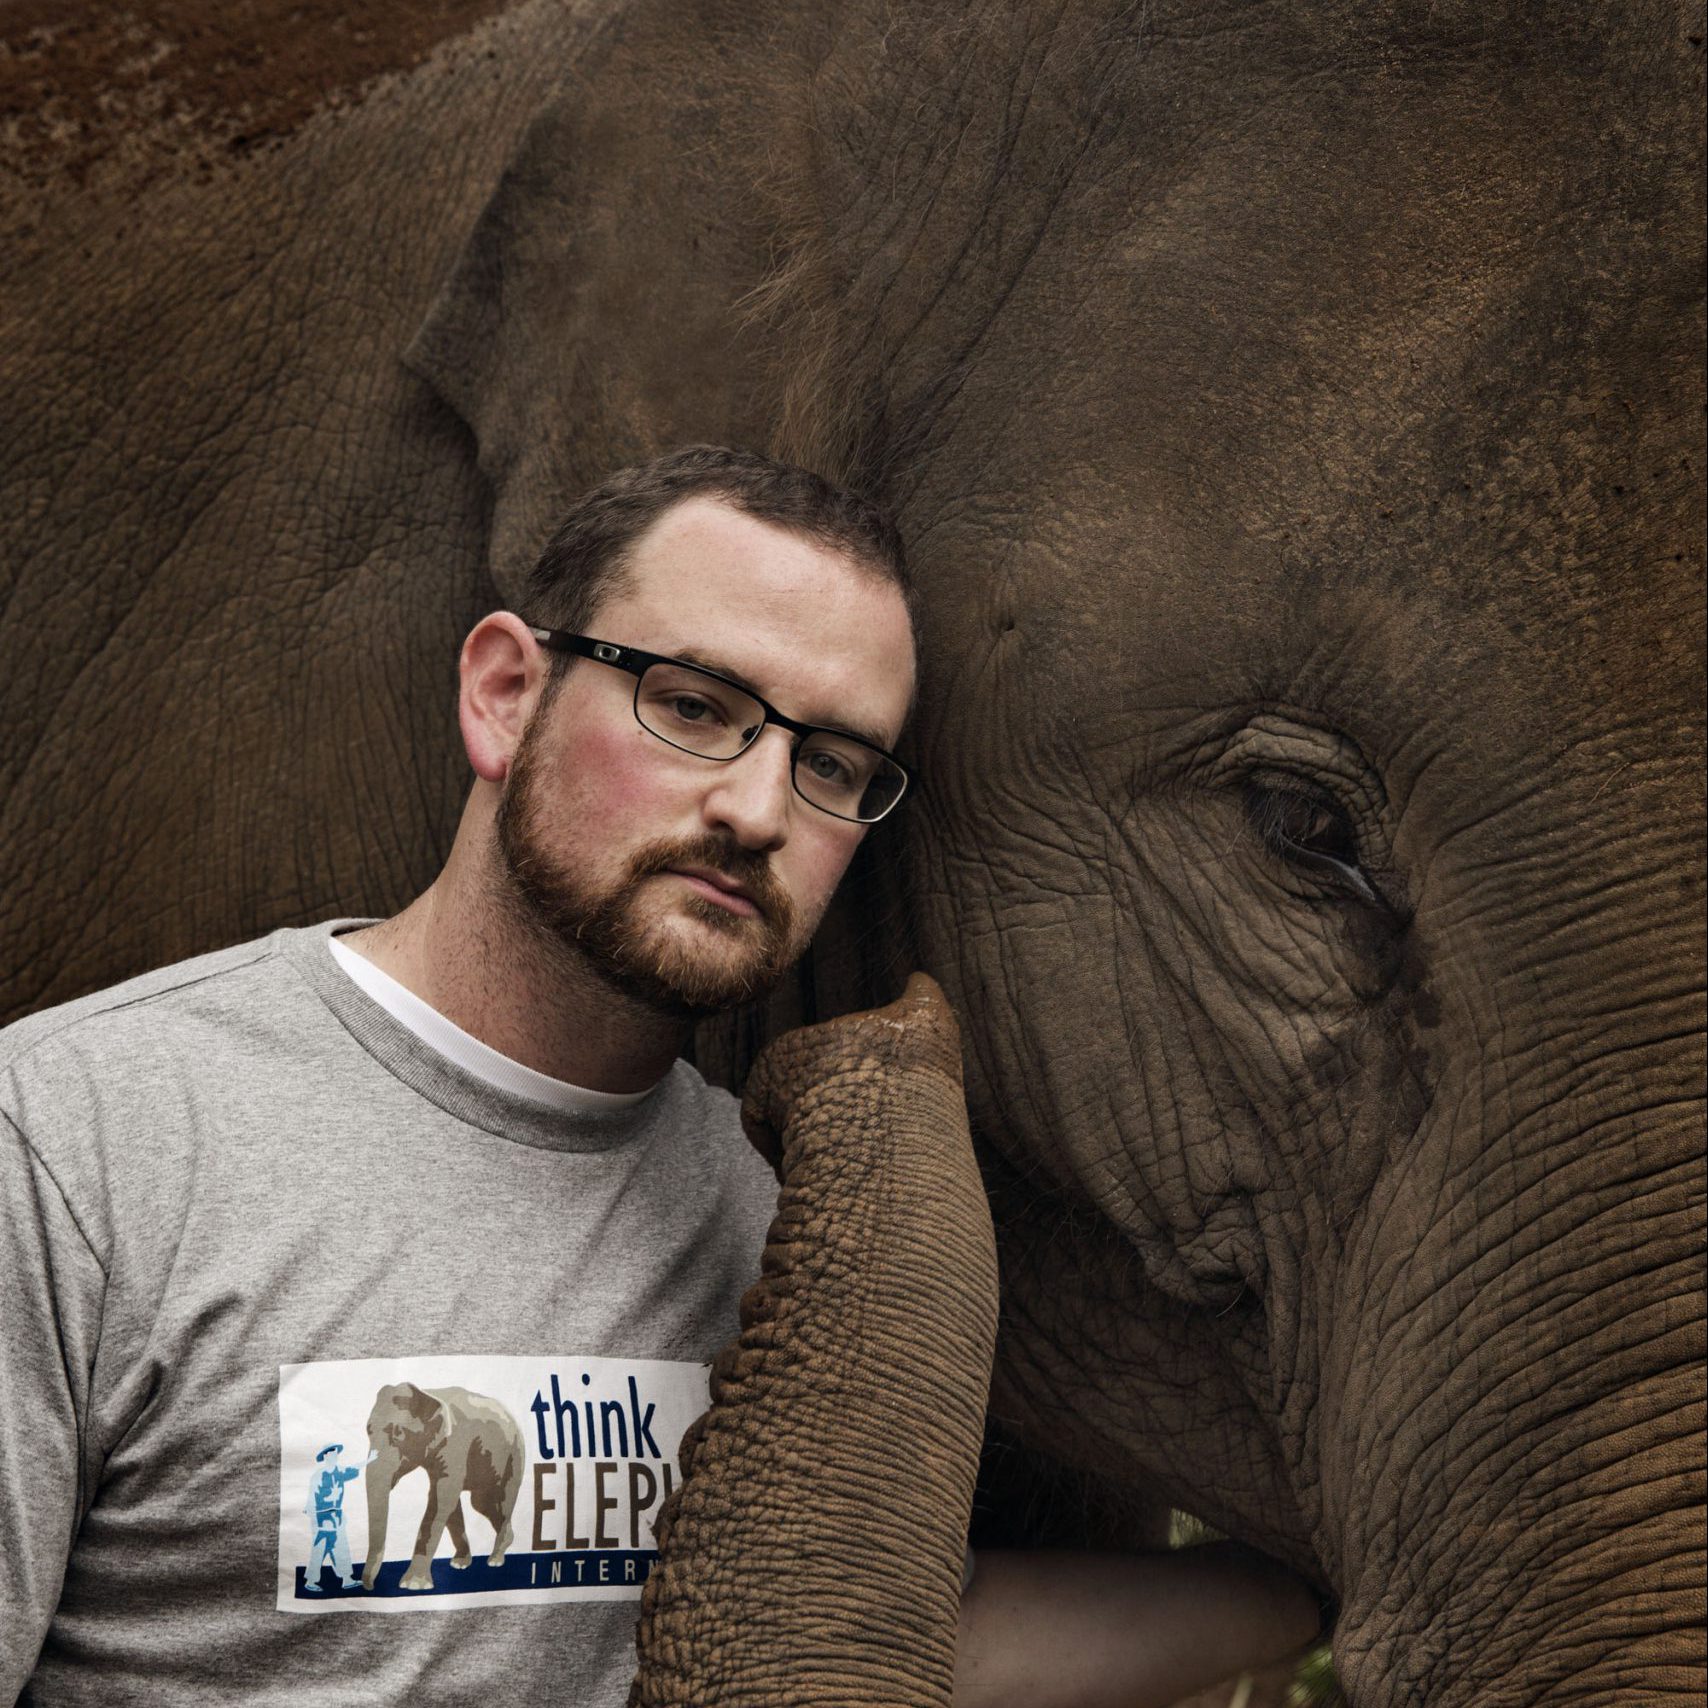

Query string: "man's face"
[[494, 497, 916, 1015]]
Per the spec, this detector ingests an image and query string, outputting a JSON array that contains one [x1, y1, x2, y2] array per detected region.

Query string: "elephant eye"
[[1247, 783, 1357, 866], [1242, 780, 1384, 908]]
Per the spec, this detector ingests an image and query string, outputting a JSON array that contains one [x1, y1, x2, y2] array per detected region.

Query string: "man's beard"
[[493, 720, 802, 1017]]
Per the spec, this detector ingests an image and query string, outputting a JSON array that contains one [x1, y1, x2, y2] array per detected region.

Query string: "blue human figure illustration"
[[302, 1442, 370, 1592]]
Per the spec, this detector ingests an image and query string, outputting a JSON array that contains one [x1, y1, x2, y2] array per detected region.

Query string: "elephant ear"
[[407, 0, 912, 1077], [397, 1384, 443, 1427], [405, 0, 838, 605]]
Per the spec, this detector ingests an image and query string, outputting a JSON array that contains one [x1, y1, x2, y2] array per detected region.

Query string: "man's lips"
[[664, 866, 763, 919]]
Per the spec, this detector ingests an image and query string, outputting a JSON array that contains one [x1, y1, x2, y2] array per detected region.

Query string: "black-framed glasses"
[[528, 628, 913, 824]]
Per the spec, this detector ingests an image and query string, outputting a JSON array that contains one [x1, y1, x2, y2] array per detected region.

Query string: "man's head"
[[458, 446, 917, 1018]]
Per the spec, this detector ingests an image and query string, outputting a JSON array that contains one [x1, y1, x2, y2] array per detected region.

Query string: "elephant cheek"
[[632, 979, 999, 1708]]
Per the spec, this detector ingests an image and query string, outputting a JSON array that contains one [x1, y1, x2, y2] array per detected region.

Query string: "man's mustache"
[[625, 834, 794, 930]]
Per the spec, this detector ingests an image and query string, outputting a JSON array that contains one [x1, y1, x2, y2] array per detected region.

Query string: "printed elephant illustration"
[[361, 1383, 525, 1593], [2, 2, 1701, 1703]]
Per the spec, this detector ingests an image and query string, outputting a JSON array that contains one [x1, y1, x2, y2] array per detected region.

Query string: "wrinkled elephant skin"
[[2, 3, 1702, 1704]]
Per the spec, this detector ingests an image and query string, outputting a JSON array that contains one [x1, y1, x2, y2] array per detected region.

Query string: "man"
[[2, 446, 1316, 1704], [303, 1443, 367, 1593]]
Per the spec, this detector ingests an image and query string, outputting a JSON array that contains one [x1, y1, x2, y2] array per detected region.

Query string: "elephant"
[[2, 2, 1701, 1704], [361, 1382, 525, 1592]]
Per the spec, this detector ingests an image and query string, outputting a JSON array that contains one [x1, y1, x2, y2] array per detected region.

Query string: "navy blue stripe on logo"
[[296, 1550, 659, 1599]]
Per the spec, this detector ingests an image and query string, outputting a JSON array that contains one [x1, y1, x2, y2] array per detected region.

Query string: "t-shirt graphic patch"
[[276, 1355, 705, 1613]]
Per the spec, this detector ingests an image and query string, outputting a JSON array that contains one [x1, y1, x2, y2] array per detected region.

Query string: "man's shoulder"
[[661, 1056, 740, 1119], [656, 1057, 748, 1149], [654, 1058, 776, 1213], [0, 926, 341, 1098], [3, 934, 279, 1063]]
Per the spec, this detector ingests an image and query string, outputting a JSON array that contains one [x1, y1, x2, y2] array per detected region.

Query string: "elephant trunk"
[[1322, 1079, 1705, 1705], [631, 974, 1000, 1708], [362, 1455, 391, 1588]]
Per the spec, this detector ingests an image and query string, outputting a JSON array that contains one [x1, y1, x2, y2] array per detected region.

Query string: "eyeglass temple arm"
[[528, 628, 632, 667]]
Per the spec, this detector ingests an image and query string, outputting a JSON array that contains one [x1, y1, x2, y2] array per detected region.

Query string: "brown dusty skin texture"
[[0, 0, 515, 191], [632, 975, 1000, 1707]]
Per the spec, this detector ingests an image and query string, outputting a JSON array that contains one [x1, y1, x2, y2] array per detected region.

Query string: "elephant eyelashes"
[[1241, 781, 1387, 912], [1250, 785, 1356, 865]]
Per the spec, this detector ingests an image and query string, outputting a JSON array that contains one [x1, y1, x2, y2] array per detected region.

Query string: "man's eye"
[[805, 750, 856, 786], [669, 695, 719, 724]]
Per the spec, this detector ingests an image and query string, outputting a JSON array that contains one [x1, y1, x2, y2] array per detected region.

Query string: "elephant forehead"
[[853, 14, 1698, 748], [373, 1383, 442, 1421], [901, 360, 1697, 837]]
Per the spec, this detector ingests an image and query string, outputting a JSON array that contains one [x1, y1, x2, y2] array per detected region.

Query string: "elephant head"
[[368, 1382, 447, 1476], [3, 1, 1701, 1702], [409, 2, 1706, 1699]]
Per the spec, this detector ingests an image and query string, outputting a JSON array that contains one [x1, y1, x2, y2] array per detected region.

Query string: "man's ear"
[[459, 612, 549, 782]]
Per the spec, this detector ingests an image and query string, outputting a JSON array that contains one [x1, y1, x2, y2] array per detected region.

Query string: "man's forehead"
[[617, 496, 906, 625], [625, 495, 863, 590]]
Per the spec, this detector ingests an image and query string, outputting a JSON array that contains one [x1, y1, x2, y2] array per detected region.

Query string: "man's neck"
[[341, 856, 687, 1097]]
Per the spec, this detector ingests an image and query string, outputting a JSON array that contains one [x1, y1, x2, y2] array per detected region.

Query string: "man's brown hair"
[[521, 445, 913, 652]]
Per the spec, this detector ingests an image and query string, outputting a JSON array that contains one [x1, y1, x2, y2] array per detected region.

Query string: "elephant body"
[[363, 1382, 525, 1592], [3, 3, 1701, 1702]]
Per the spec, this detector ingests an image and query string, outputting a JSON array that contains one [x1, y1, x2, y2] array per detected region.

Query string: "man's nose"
[[701, 726, 794, 851]]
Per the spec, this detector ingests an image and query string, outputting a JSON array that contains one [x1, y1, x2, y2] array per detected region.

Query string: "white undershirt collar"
[[326, 934, 652, 1113]]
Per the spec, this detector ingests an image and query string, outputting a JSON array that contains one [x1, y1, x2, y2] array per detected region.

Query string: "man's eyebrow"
[[672, 646, 898, 752]]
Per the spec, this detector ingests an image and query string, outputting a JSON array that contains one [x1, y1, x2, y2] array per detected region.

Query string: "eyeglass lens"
[[634, 660, 904, 822]]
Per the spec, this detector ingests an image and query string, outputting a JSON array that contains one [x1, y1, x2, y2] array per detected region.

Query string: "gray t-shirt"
[[0, 922, 778, 1705]]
